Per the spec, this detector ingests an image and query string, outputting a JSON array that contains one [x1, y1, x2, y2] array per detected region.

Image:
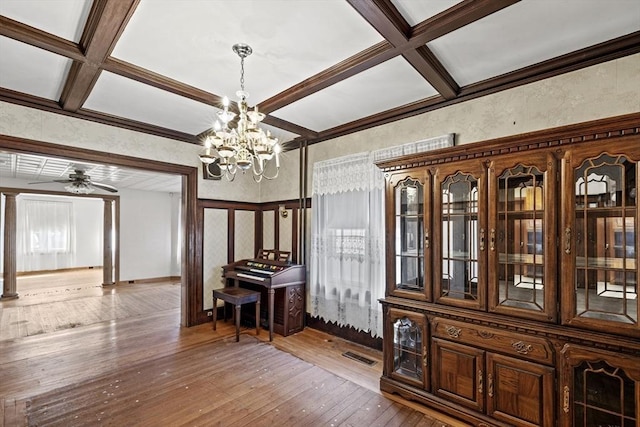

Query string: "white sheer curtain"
[[309, 134, 454, 337], [17, 198, 76, 272]]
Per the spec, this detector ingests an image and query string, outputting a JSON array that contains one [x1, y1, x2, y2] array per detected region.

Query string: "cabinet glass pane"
[[496, 165, 545, 311], [574, 154, 637, 324], [441, 172, 479, 300], [395, 179, 424, 291], [392, 317, 423, 380], [573, 360, 637, 427]]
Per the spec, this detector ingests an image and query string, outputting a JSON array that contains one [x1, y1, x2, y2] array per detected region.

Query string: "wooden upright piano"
[[222, 258, 305, 340]]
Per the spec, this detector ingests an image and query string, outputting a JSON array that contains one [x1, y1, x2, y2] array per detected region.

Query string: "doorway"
[[0, 134, 199, 327]]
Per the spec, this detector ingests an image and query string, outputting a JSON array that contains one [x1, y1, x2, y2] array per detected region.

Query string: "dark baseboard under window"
[[305, 314, 383, 351]]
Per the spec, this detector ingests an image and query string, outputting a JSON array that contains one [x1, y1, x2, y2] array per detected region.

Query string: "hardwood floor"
[[0, 270, 463, 426]]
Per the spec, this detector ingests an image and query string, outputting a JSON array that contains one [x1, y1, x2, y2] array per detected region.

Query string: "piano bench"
[[212, 288, 261, 342]]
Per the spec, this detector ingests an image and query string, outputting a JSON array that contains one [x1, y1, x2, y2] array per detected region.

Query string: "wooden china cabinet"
[[378, 114, 640, 427]]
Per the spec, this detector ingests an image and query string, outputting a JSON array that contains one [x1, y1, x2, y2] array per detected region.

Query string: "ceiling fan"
[[30, 169, 118, 194]]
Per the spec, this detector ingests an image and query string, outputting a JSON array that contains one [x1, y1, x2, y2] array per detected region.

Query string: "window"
[[23, 200, 72, 254]]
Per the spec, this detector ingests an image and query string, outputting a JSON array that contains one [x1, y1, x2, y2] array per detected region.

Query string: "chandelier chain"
[[240, 57, 245, 92]]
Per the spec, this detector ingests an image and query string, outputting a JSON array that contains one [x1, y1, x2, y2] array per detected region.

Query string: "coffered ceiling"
[[0, 0, 639, 192]]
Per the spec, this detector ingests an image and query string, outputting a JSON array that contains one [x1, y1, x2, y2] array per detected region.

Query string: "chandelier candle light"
[[200, 43, 281, 182]]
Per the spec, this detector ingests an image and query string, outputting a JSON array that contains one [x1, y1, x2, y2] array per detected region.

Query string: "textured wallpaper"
[[234, 210, 255, 261], [202, 208, 228, 310], [279, 209, 293, 253], [262, 210, 275, 250]]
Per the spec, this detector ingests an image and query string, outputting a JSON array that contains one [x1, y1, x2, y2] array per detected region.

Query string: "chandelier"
[[199, 43, 281, 182]]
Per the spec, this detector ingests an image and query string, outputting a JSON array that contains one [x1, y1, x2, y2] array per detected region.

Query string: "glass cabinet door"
[[560, 344, 640, 427], [488, 152, 557, 322], [562, 142, 640, 337], [386, 308, 429, 389], [386, 171, 431, 300], [434, 162, 487, 310]]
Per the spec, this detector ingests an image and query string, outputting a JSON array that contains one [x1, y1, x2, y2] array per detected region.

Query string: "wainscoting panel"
[[279, 209, 293, 253], [234, 210, 255, 261], [262, 210, 275, 250], [202, 208, 228, 310]]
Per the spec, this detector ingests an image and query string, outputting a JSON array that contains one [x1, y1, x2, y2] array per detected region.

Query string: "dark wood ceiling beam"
[[262, 115, 318, 139], [261, 0, 520, 113], [103, 57, 219, 105], [348, 0, 410, 46], [0, 15, 84, 61], [460, 31, 640, 98], [403, 46, 458, 99], [60, 0, 139, 112], [0, 87, 198, 144], [259, 41, 399, 114], [347, 0, 457, 99], [309, 31, 640, 147], [408, 0, 521, 47], [102, 58, 317, 139]]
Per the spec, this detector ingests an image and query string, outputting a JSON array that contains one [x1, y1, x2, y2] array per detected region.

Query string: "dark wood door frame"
[[0, 134, 200, 327]]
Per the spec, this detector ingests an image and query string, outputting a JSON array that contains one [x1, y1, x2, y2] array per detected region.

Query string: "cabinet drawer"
[[432, 318, 553, 365]]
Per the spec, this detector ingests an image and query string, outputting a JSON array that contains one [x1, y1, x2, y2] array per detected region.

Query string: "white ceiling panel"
[[0, 36, 71, 100], [83, 71, 219, 135], [0, 0, 637, 156], [271, 56, 437, 132], [390, 0, 462, 26], [0, 0, 91, 42], [111, 0, 384, 104], [428, 0, 640, 86], [0, 151, 181, 193]]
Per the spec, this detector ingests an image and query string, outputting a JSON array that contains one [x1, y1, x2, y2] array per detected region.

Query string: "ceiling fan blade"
[[29, 179, 72, 184], [90, 182, 118, 193], [29, 180, 56, 184]]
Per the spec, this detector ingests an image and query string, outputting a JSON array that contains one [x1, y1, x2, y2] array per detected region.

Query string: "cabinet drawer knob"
[[512, 341, 533, 355], [445, 326, 461, 339]]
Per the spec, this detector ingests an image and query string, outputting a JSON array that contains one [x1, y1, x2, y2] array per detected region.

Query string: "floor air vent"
[[342, 351, 376, 366]]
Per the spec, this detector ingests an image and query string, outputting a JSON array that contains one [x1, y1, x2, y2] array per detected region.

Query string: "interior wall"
[[202, 208, 228, 311], [234, 210, 256, 261], [169, 192, 181, 277], [0, 176, 179, 281], [118, 187, 176, 281]]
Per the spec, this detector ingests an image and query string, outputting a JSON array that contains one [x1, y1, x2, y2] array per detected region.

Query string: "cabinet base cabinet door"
[[487, 353, 555, 427], [432, 338, 485, 412]]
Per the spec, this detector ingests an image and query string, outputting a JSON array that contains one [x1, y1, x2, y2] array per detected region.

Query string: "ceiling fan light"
[[65, 182, 94, 194]]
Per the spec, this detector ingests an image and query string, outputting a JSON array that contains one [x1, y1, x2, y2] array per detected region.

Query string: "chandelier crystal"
[[200, 43, 281, 182]]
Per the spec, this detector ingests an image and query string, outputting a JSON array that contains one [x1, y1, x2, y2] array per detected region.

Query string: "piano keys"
[[222, 258, 306, 340]]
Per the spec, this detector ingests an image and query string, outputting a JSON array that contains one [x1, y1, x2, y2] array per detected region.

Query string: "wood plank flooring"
[[0, 270, 463, 426]]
